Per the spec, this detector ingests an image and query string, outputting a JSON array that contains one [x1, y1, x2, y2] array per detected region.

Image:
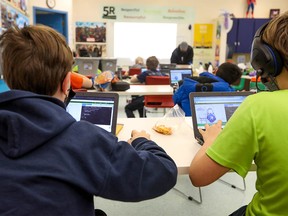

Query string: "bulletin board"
[[75, 21, 107, 57], [0, 0, 29, 31]]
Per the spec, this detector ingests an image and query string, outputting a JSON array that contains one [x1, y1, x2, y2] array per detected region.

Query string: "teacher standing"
[[170, 41, 194, 65]]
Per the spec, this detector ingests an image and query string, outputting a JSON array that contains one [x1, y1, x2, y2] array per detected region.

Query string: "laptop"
[[74, 57, 100, 76], [189, 91, 253, 145], [100, 58, 117, 72], [66, 92, 119, 135], [169, 68, 193, 86]]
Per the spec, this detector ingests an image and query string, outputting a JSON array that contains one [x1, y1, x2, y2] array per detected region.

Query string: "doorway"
[[33, 7, 68, 42]]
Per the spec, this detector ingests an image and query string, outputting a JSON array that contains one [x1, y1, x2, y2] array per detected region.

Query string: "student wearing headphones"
[[189, 11, 288, 216]]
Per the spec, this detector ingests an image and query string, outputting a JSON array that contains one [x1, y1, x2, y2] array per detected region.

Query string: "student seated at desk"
[[190, 11, 288, 216], [0, 25, 177, 216], [125, 56, 167, 118], [122, 57, 145, 79], [131, 56, 145, 69], [173, 62, 242, 116]]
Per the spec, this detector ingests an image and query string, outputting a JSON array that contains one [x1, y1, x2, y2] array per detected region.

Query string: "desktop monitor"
[[74, 57, 100, 76], [99, 58, 117, 72], [169, 68, 193, 86]]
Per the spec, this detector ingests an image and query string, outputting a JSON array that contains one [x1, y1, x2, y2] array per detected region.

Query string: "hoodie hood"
[[199, 72, 226, 83], [0, 90, 75, 158]]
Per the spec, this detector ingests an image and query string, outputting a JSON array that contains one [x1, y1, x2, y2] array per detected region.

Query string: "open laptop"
[[66, 92, 119, 135], [74, 57, 100, 76], [189, 91, 253, 145], [100, 58, 117, 72], [169, 68, 193, 86]]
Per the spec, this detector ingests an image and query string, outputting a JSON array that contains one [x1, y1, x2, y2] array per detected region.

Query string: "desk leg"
[[173, 187, 202, 204], [218, 178, 246, 191]]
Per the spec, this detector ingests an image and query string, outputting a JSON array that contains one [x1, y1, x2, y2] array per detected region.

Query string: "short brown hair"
[[262, 11, 288, 70], [216, 62, 242, 85], [0, 25, 73, 95], [146, 56, 159, 71]]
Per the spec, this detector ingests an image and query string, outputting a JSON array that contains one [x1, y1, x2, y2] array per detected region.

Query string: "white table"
[[117, 117, 257, 174], [117, 117, 201, 175], [88, 85, 174, 96]]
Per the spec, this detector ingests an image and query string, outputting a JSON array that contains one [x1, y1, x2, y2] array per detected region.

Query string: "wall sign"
[[101, 5, 194, 23]]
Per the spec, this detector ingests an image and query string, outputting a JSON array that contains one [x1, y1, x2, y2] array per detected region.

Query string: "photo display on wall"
[[75, 43, 106, 57], [75, 22, 106, 43], [75, 21, 107, 57], [1, 0, 29, 30]]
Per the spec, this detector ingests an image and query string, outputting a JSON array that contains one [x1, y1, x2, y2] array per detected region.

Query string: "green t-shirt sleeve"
[[206, 96, 258, 177]]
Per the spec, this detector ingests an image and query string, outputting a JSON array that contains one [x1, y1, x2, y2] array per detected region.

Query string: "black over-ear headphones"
[[250, 22, 283, 77]]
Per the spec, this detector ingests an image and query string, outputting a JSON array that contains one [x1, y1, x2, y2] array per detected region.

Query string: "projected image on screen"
[[80, 106, 112, 127]]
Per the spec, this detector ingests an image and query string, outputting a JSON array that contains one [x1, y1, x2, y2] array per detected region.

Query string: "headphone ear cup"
[[250, 24, 283, 77]]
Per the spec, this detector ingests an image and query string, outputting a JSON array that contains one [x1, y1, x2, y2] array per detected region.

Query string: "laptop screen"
[[189, 92, 253, 144], [66, 92, 119, 134], [169, 68, 192, 85]]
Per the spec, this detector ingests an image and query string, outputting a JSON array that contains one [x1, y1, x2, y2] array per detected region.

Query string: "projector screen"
[[114, 22, 177, 62]]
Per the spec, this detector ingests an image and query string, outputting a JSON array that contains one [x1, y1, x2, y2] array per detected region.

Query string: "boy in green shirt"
[[190, 11, 288, 216]]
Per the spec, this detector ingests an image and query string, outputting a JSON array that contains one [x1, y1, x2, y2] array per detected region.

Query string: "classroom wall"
[[28, 0, 73, 45], [29, 0, 288, 67], [71, 0, 288, 66]]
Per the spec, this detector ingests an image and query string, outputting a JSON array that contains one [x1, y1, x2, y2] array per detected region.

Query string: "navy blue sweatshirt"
[[0, 90, 177, 216]]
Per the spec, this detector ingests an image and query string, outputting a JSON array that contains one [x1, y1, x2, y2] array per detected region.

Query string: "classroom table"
[[89, 84, 174, 96], [117, 117, 200, 175], [117, 117, 257, 174]]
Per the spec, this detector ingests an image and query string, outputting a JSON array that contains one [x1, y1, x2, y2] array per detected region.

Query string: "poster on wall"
[[5, 0, 27, 13], [100, 5, 195, 23], [75, 43, 107, 57], [1, 2, 29, 30], [194, 24, 213, 48], [75, 22, 106, 43]]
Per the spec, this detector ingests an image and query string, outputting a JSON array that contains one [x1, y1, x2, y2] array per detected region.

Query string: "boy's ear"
[[62, 72, 71, 96]]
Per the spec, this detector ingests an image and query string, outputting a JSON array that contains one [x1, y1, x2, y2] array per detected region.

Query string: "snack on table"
[[153, 124, 173, 135]]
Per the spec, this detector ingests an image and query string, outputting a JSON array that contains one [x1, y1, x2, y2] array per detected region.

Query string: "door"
[[33, 7, 68, 42]]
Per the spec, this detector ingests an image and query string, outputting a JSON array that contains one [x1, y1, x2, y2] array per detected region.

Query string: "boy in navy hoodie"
[[0, 25, 177, 216]]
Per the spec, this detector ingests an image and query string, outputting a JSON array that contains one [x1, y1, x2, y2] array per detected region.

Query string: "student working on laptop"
[[0, 25, 177, 216], [190, 11, 288, 216], [173, 62, 242, 116]]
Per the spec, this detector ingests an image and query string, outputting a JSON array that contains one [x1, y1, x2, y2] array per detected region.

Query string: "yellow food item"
[[153, 125, 172, 135]]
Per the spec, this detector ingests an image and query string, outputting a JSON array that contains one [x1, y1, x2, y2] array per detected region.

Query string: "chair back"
[[145, 76, 170, 85], [144, 76, 174, 114], [129, 68, 141, 76]]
